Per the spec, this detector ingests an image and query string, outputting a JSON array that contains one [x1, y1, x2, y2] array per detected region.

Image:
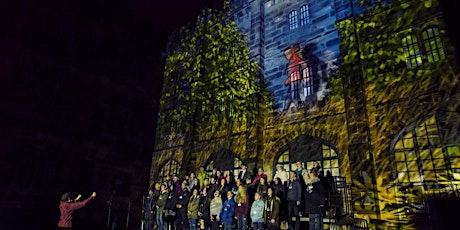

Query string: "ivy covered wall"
[[152, 0, 460, 228]]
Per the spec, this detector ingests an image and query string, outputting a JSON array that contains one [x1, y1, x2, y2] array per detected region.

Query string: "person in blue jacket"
[[220, 191, 235, 230]]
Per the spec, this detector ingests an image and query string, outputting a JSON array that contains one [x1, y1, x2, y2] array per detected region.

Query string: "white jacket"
[[273, 170, 289, 185]]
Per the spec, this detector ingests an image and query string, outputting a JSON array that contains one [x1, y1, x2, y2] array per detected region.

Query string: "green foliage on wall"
[[328, 0, 459, 227], [157, 2, 273, 145]]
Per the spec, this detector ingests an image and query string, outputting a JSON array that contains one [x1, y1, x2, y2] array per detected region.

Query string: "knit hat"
[[61, 192, 72, 201]]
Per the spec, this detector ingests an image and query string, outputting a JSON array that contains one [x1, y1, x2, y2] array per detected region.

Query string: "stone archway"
[[203, 149, 244, 175], [388, 112, 460, 229], [156, 158, 181, 183], [273, 134, 341, 176]]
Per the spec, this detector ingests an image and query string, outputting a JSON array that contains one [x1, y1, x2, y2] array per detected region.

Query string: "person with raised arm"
[[57, 191, 96, 229]]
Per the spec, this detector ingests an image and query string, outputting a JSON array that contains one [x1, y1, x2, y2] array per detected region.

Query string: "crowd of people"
[[142, 162, 338, 230]]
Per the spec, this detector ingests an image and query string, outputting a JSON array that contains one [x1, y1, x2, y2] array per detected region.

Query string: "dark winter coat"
[[286, 178, 302, 202], [176, 189, 191, 209], [199, 194, 211, 219], [164, 190, 178, 211], [143, 195, 156, 220], [304, 178, 326, 214]]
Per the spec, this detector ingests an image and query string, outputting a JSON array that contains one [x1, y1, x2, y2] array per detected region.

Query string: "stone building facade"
[[231, 0, 341, 112], [152, 0, 460, 228]]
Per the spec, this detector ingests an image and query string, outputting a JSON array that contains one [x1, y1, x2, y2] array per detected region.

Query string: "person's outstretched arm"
[[68, 192, 96, 210]]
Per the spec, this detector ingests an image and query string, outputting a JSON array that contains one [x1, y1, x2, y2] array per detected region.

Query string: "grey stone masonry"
[[230, 0, 355, 112]]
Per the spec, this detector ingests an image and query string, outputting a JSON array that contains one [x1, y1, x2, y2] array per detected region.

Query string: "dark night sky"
[[0, 0, 222, 207], [0, 0, 225, 148], [0, 0, 225, 168], [1, 0, 224, 91], [0, 0, 223, 229], [0, 0, 225, 179]]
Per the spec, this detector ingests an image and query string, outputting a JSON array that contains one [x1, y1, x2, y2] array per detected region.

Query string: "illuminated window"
[[233, 158, 243, 178], [287, 61, 310, 100], [289, 10, 298, 30], [401, 26, 446, 69], [393, 116, 460, 183], [288, 66, 301, 100], [158, 159, 180, 182], [422, 27, 445, 63], [303, 66, 313, 97], [275, 143, 340, 176], [402, 34, 422, 68], [277, 150, 291, 172], [447, 146, 460, 180], [321, 145, 340, 176], [300, 5, 310, 26]]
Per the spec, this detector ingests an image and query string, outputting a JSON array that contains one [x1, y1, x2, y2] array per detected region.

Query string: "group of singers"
[[143, 161, 336, 230]]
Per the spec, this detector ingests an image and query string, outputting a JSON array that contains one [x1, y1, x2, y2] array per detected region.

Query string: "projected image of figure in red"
[[284, 43, 310, 110]]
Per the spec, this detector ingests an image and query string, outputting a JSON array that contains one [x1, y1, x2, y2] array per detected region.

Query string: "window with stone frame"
[[289, 10, 298, 31], [422, 26, 446, 63], [299, 5, 310, 26], [402, 33, 422, 68], [320, 145, 340, 176], [402, 26, 445, 68], [158, 159, 181, 183], [276, 150, 291, 173], [393, 116, 460, 184], [205, 157, 243, 178], [303, 66, 313, 97], [275, 143, 340, 177]]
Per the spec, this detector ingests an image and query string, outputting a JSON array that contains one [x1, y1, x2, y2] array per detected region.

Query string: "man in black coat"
[[143, 189, 156, 230], [175, 181, 191, 230], [164, 184, 179, 230], [286, 171, 302, 230], [238, 163, 252, 184], [304, 171, 326, 230]]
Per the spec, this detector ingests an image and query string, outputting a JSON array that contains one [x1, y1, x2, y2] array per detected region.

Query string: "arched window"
[[275, 142, 340, 176], [422, 26, 445, 63], [402, 34, 422, 68], [320, 144, 340, 176], [289, 10, 298, 31], [299, 5, 310, 26], [276, 150, 291, 172], [393, 116, 460, 184], [401, 26, 446, 69], [158, 159, 180, 183], [205, 157, 243, 177], [303, 66, 313, 97]]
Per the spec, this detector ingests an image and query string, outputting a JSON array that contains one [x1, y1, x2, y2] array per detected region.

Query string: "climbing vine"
[[328, 0, 459, 228], [157, 1, 273, 147]]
